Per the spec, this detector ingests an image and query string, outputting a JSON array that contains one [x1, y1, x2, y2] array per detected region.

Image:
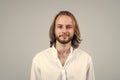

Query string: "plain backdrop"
[[0, 0, 120, 80]]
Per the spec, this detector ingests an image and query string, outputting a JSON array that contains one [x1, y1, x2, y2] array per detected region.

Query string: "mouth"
[[59, 34, 68, 37], [59, 35, 69, 39]]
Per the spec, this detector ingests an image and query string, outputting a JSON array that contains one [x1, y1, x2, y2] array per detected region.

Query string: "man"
[[30, 11, 95, 80]]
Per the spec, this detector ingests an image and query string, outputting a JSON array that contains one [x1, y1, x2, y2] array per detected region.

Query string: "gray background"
[[0, 0, 120, 80]]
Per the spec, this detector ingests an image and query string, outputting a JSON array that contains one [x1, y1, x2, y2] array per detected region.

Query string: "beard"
[[55, 34, 73, 44]]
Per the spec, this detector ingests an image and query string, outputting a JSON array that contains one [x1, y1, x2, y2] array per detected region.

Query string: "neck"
[[55, 41, 71, 54], [55, 41, 72, 66]]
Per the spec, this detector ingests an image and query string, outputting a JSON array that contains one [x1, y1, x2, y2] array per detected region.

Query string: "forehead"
[[55, 15, 75, 25]]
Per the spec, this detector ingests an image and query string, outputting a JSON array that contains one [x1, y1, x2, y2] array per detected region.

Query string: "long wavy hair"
[[49, 11, 82, 48]]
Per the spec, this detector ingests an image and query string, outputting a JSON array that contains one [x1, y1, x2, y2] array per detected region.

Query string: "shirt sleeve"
[[30, 61, 42, 80], [86, 56, 95, 80]]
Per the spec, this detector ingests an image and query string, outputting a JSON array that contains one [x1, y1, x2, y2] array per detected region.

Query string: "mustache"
[[59, 33, 69, 37]]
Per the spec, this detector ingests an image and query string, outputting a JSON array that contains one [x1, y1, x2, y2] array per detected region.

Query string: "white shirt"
[[30, 46, 95, 80]]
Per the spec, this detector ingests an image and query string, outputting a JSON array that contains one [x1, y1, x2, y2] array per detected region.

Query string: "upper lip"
[[59, 34, 68, 37]]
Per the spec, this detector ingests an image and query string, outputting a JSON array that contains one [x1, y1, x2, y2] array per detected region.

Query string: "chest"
[[39, 57, 89, 80], [58, 53, 69, 66]]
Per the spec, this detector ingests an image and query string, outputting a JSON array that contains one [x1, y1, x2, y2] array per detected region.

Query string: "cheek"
[[54, 28, 58, 35], [70, 30, 75, 35], [55, 28, 59, 33], [55, 30, 60, 36], [55, 29, 62, 35]]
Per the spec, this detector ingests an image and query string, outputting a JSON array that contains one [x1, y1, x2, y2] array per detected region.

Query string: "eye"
[[57, 25, 63, 29], [66, 25, 72, 29]]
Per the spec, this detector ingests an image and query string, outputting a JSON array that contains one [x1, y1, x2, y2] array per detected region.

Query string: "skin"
[[55, 15, 75, 66]]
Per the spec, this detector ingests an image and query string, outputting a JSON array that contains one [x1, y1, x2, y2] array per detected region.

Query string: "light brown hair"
[[49, 11, 81, 48]]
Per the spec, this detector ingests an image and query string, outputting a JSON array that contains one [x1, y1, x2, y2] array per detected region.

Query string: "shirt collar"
[[51, 46, 74, 59]]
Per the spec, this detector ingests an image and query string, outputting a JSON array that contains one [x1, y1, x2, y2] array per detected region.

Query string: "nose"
[[62, 26, 67, 33]]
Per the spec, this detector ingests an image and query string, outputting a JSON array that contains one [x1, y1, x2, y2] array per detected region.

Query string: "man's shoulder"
[[74, 48, 94, 65], [32, 47, 52, 62], [74, 48, 92, 58]]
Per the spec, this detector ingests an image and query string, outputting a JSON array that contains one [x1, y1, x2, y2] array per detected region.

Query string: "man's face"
[[55, 15, 75, 44]]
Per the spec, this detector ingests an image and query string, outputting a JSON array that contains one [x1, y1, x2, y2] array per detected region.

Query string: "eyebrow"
[[56, 24, 72, 26]]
